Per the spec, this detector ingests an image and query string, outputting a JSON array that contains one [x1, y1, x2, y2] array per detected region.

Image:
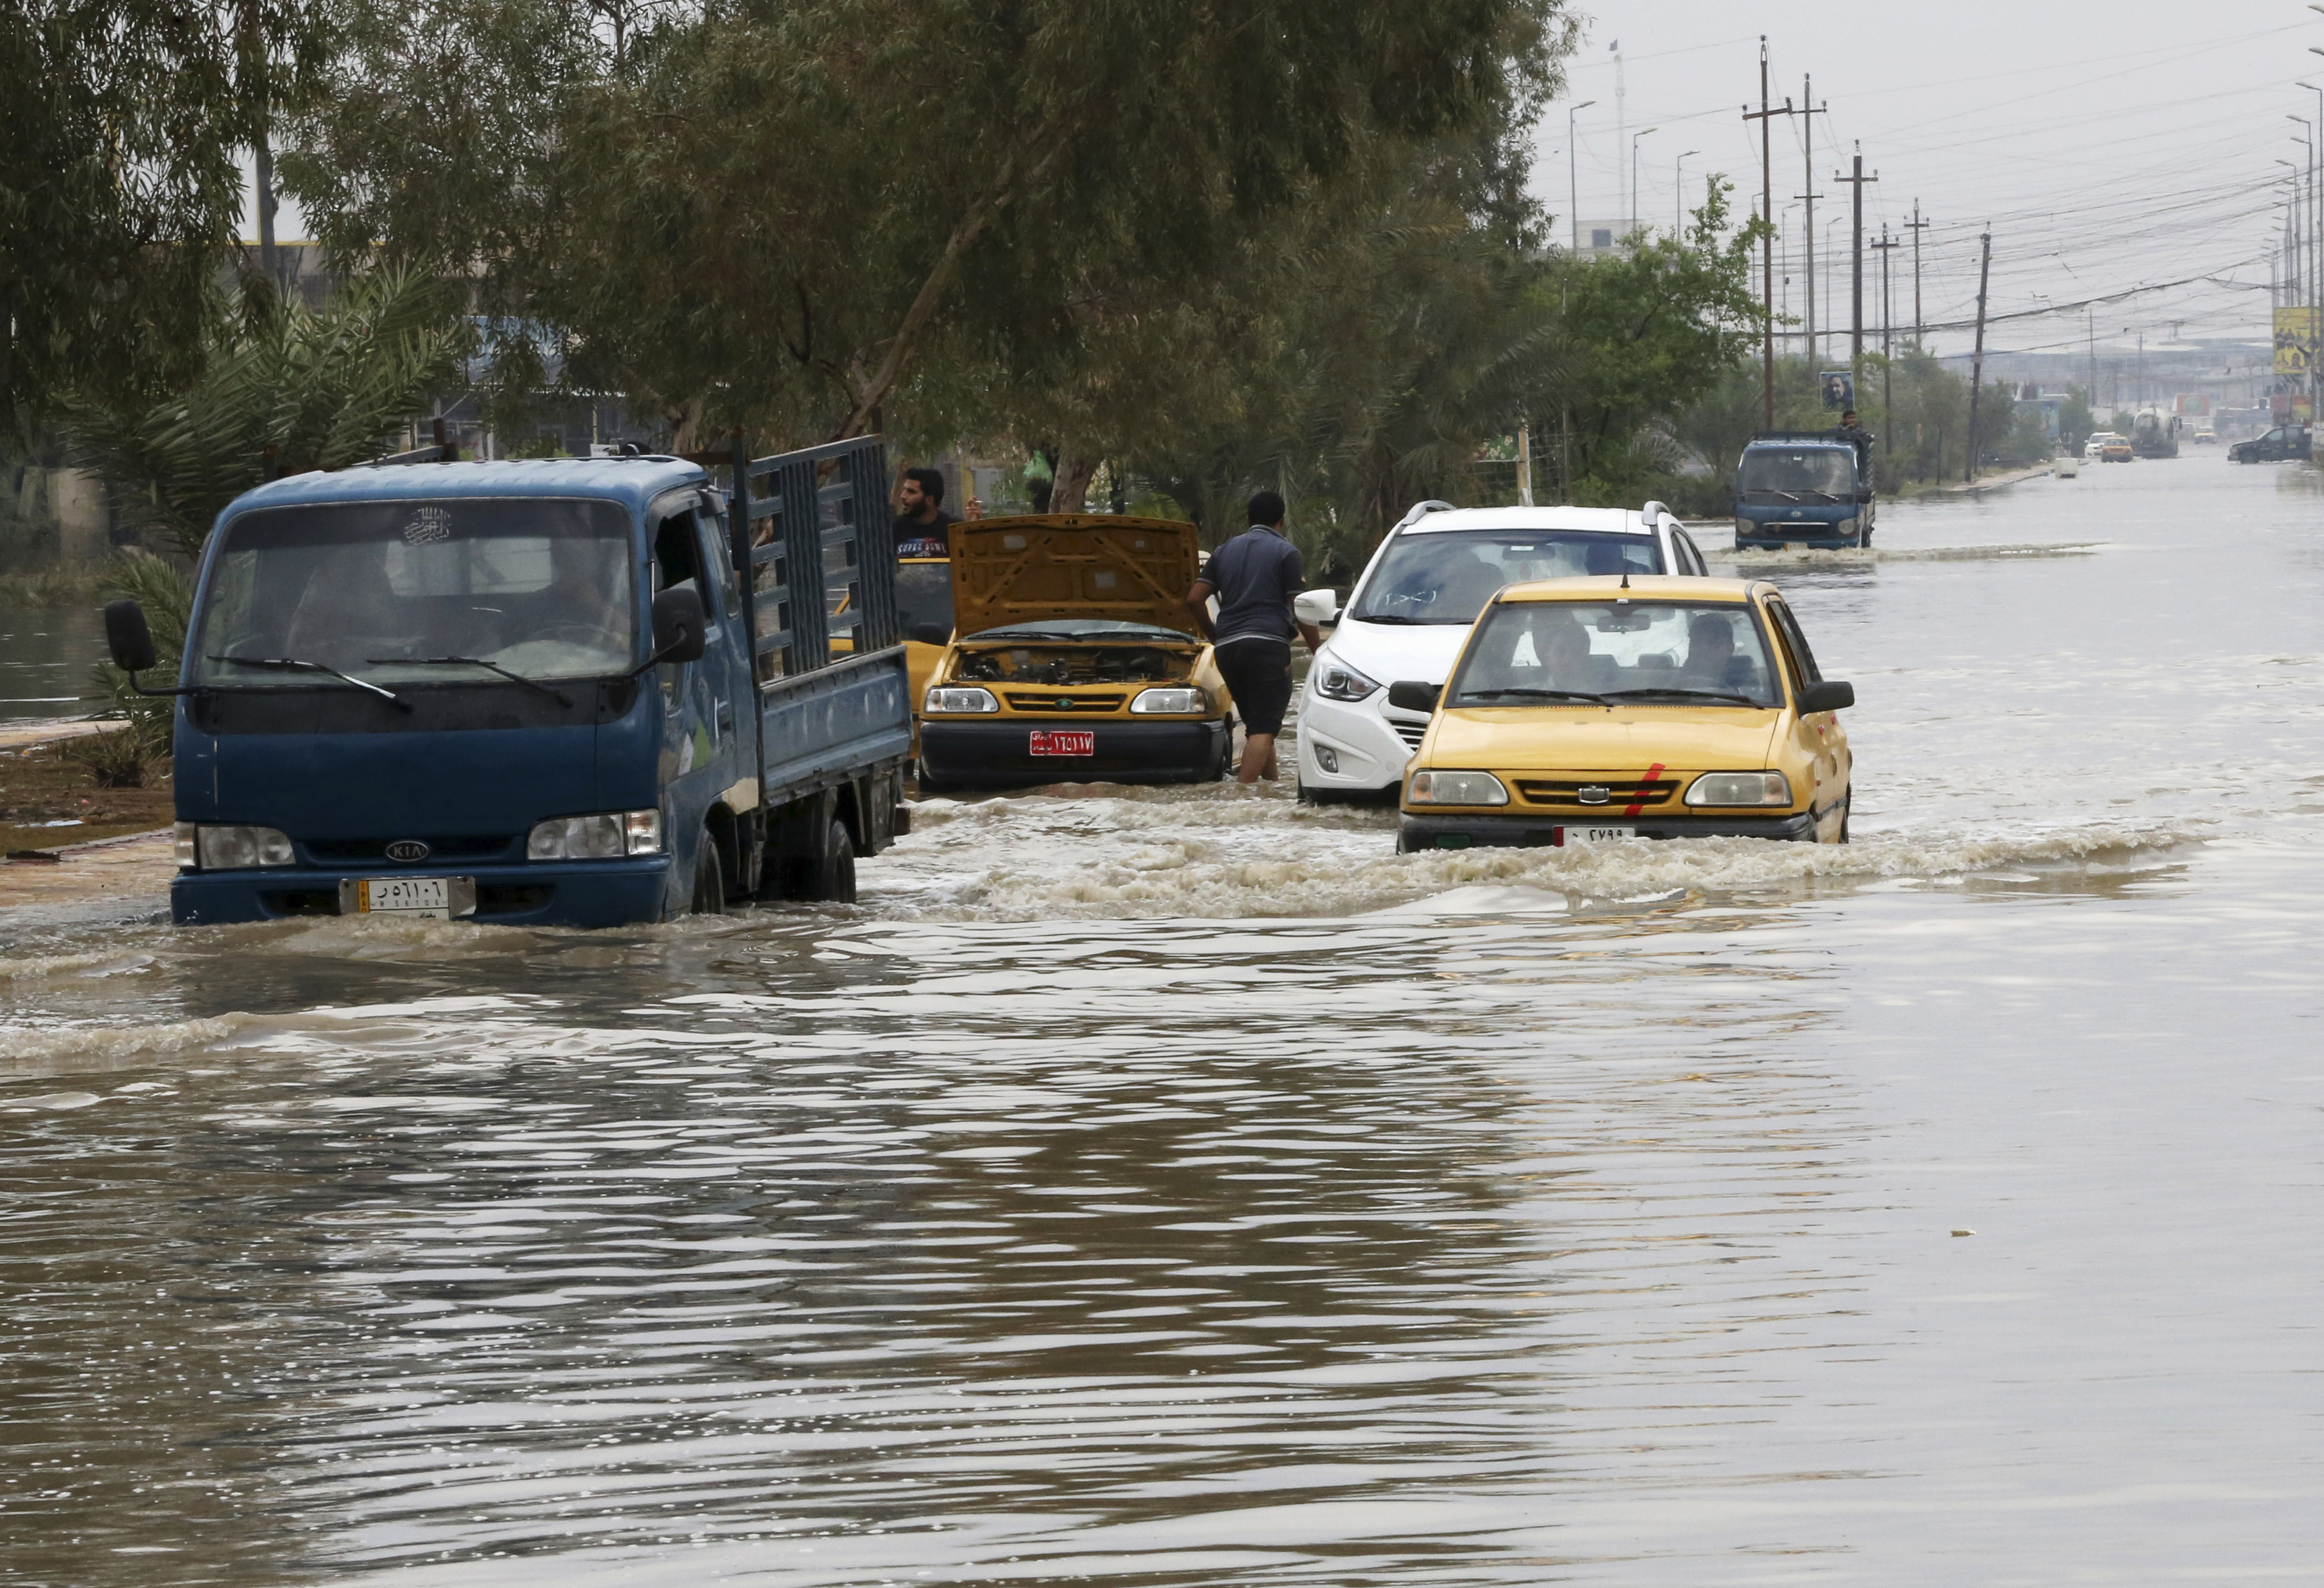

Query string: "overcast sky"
[[1536, 2, 2322, 357]]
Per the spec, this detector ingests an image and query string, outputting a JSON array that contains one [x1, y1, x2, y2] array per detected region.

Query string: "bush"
[[61, 728, 149, 789]]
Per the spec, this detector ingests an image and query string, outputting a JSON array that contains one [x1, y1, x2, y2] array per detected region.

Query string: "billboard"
[[1819, 371, 1854, 410], [2174, 393, 2211, 417], [2274, 307, 2316, 376]]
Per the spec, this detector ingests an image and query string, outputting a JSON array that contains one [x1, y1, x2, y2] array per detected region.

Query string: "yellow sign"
[[2274, 307, 2316, 376]]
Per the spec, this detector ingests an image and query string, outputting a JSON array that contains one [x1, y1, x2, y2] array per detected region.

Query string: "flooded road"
[[5, 452, 2323, 1584]]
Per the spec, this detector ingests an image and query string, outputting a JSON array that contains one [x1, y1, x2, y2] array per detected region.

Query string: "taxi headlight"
[[529, 810, 662, 860], [1684, 771, 1792, 807], [925, 686, 999, 714], [1407, 770, 1508, 806], [191, 823, 295, 869], [1312, 660, 1380, 702], [1130, 687, 1206, 714]]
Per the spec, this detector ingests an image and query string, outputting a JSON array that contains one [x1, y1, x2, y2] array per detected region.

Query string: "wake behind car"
[[1295, 502, 1710, 801], [916, 515, 1231, 789], [1391, 575, 1853, 852]]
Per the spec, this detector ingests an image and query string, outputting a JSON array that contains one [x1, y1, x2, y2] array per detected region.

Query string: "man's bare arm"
[[1297, 621, 1324, 654], [1185, 580, 1217, 642]]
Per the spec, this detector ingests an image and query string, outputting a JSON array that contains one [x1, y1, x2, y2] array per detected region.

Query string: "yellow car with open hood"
[[915, 515, 1233, 790], [1393, 576, 1854, 851]]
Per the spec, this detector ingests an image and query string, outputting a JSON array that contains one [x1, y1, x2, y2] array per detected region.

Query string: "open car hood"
[[951, 515, 1200, 641]]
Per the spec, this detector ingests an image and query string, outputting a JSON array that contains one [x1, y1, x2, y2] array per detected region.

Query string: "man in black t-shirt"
[[1185, 489, 1324, 784], [892, 467, 955, 559]]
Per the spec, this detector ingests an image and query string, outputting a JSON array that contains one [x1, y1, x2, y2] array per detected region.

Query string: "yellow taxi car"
[[916, 515, 1234, 791], [2100, 437, 2134, 463], [1391, 576, 1853, 851]]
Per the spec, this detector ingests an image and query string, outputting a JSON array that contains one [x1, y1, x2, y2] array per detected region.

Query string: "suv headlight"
[[1684, 771, 1792, 807], [529, 809, 663, 860], [925, 686, 999, 714], [1130, 687, 1207, 714], [1406, 770, 1508, 806], [1311, 659, 1380, 702], [184, 823, 295, 869]]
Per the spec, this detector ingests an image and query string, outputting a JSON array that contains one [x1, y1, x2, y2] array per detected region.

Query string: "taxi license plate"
[[1030, 730, 1095, 757], [339, 876, 476, 919], [1558, 825, 1637, 846]]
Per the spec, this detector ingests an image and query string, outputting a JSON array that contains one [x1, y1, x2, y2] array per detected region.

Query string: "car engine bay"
[[952, 644, 1196, 686]]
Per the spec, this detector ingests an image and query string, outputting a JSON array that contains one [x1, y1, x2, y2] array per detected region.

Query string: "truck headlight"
[[1312, 660, 1380, 702], [1833, 517, 1858, 536], [1406, 770, 1508, 806], [1130, 687, 1206, 714], [529, 809, 663, 860], [1684, 771, 1792, 807], [925, 686, 999, 714], [187, 823, 295, 869]]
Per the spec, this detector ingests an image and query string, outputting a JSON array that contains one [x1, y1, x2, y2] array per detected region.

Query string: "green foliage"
[[61, 726, 150, 788], [91, 549, 195, 758], [2056, 386, 2096, 454], [62, 266, 463, 555]]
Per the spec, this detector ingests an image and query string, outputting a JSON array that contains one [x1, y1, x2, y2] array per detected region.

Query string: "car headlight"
[[1312, 659, 1380, 702], [1130, 687, 1207, 714], [925, 686, 999, 714], [1684, 771, 1792, 807], [529, 809, 663, 860], [1406, 770, 1509, 806], [184, 823, 295, 869], [1833, 517, 1858, 535]]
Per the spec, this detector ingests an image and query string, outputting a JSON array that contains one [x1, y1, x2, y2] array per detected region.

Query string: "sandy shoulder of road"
[[0, 828, 176, 915]]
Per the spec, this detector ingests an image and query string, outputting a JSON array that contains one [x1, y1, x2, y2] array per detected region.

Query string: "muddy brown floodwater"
[[4, 452, 2322, 1585]]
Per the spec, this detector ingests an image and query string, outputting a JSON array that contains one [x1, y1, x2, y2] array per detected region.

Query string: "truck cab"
[[114, 440, 913, 928], [1733, 432, 1873, 550]]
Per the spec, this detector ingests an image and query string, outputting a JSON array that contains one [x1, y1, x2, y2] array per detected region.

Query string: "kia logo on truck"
[[385, 840, 431, 863]]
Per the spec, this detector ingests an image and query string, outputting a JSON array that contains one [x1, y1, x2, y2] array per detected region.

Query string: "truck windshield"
[[1349, 530, 1662, 626], [191, 499, 637, 689], [1738, 449, 1857, 502], [1449, 600, 1781, 708]]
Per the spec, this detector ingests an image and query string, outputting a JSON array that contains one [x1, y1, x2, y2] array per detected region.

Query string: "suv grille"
[[1004, 693, 1126, 714], [1514, 778, 1678, 811], [1386, 717, 1428, 748]]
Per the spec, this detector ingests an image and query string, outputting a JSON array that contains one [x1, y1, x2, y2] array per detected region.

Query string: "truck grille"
[[305, 834, 521, 863], [1514, 778, 1679, 810], [1004, 693, 1126, 714]]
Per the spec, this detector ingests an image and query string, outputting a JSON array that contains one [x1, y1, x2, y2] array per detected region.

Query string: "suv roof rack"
[[1389, 499, 1456, 534], [1747, 429, 1849, 444]]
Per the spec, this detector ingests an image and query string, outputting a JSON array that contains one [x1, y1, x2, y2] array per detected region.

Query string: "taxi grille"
[[1004, 693, 1126, 714], [1514, 778, 1679, 810]]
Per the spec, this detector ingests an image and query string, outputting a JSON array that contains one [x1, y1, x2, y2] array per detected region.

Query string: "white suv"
[[1293, 502, 1708, 800]]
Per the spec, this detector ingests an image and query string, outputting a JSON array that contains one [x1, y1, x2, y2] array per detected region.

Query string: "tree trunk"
[[668, 397, 703, 455], [1045, 451, 1102, 514]]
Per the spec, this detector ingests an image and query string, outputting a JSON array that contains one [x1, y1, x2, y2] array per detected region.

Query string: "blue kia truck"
[[104, 436, 912, 927], [1732, 430, 1874, 550]]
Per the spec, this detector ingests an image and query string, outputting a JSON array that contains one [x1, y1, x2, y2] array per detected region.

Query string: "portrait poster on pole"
[[1820, 372, 1855, 410], [2272, 308, 2316, 377]]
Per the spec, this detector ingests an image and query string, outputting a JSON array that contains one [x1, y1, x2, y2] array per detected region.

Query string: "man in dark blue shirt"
[[1184, 490, 1324, 784]]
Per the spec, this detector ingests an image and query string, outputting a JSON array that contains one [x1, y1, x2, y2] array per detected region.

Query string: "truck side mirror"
[[908, 622, 951, 646], [1293, 588, 1339, 626], [641, 585, 707, 670], [105, 599, 157, 674], [1799, 679, 1854, 713], [1386, 680, 1442, 714]]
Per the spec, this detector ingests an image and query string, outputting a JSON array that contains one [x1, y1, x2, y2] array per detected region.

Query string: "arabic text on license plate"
[[1560, 825, 1637, 846], [359, 877, 450, 915], [1029, 730, 1095, 757]]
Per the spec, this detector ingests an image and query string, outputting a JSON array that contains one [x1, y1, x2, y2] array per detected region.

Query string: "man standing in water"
[[1185, 490, 1324, 784]]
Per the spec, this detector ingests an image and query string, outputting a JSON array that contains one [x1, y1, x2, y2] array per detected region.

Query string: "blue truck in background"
[[1732, 430, 1874, 550], [105, 435, 913, 927]]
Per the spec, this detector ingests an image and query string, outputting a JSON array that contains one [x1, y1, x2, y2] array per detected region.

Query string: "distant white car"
[[1293, 502, 1710, 801], [2084, 432, 2121, 459]]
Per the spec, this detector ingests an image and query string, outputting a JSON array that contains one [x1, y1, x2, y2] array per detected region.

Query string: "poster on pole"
[[1819, 372, 1855, 410], [2273, 308, 2316, 377]]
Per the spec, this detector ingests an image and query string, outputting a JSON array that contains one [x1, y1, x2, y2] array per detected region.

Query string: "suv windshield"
[[1349, 530, 1661, 626], [1448, 600, 1782, 708], [191, 499, 637, 688], [1737, 448, 1857, 502]]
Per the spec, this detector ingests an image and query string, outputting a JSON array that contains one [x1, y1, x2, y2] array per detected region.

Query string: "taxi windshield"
[[896, 558, 954, 636], [1349, 530, 1662, 626], [1447, 600, 1782, 708]]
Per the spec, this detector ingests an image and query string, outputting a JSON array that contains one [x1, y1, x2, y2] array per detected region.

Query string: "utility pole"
[[1796, 78, 1829, 365], [1833, 146, 1878, 392], [2088, 307, 2097, 403], [1567, 99, 1597, 256], [1742, 38, 1795, 428], [1906, 203, 1930, 350], [1613, 39, 1626, 236], [1965, 229, 1992, 483], [1871, 229, 1900, 420]]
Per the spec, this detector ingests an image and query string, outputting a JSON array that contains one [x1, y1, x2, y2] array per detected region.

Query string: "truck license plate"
[[341, 876, 473, 918], [1029, 730, 1095, 757], [1558, 825, 1637, 847]]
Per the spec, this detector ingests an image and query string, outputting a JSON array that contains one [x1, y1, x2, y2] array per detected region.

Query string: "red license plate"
[[1029, 729, 1096, 756]]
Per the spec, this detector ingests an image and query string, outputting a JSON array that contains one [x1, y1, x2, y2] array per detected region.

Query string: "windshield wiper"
[[1353, 613, 1431, 625], [368, 655, 573, 706], [1599, 687, 1763, 706], [209, 654, 410, 709], [1458, 687, 1610, 705]]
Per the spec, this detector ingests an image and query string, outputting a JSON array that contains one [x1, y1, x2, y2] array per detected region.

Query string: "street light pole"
[[1674, 150, 1699, 232], [1630, 127, 1658, 237], [1567, 99, 1597, 255]]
